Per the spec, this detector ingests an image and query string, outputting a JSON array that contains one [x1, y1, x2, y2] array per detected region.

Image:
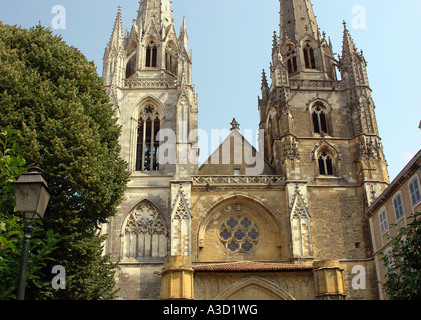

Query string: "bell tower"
[[102, 0, 198, 300], [259, 0, 389, 276]]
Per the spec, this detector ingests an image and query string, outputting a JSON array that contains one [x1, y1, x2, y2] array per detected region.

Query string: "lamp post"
[[14, 167, 51, 300]]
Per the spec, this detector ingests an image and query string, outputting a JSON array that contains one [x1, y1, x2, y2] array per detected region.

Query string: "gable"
[[199, 129, 275, 176]]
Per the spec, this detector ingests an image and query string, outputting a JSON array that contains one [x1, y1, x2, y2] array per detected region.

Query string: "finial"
[[118, 5, 122, 13], [342, 20, 347, 29], [230, 118, 240, 131]]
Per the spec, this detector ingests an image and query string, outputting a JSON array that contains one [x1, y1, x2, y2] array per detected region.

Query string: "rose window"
[[219, 216, 260, 253]]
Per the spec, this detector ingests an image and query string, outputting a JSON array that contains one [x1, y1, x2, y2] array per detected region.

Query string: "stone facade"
[[102, 0, 389, 300]]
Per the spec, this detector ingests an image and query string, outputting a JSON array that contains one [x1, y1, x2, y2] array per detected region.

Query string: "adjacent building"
[[366, 150, 421, 299]]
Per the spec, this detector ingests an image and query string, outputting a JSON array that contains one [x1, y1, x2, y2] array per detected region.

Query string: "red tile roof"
[[193, 261, 314, 272]]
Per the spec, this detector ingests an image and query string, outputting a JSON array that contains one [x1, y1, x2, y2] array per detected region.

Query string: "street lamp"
[[14, 167, 51, 300]]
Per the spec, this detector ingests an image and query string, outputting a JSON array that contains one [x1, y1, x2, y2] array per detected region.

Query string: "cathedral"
[[102, 0, 389, 300]]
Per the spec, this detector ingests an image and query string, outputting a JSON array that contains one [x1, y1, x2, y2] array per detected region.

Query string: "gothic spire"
[[107, 5, 124, 50], [261, 69, 270, 102], [179, 16, 189, 51], [279, 0, 320, 45], [342, 21, 358, 56]]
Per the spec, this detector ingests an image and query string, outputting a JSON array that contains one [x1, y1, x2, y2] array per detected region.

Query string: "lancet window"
[[126, 53, 137, 78], [318, 151, 334, 176], [145, 41, 158, 68], [312, 105, 328, 134], [286, 45, 298, 74], [303, 42, 316, 69], [165, 42, 177, 75], [136, 105, 161, 172]]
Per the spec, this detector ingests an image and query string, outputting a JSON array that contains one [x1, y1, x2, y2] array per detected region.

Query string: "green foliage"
[[0, 22, 129, 299], [0, 218, 61, 300], [382, 211, 421, 300], [0, 126, 27, 216], [0, 127, 60, 300]]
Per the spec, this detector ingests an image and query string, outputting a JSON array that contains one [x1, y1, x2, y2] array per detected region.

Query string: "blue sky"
[[0, 0, 420, 180]]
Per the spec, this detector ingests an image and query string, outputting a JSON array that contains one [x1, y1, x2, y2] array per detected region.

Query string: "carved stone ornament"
[[283, 136, 300, 160], [358, 136, 383, 160], [125, 201, 167, 236]]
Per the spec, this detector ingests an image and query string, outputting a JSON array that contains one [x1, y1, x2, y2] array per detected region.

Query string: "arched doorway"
[[215, 276, 295, 300]]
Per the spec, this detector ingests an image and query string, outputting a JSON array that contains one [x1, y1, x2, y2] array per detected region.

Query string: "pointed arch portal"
[[215, 277, 295, 300]]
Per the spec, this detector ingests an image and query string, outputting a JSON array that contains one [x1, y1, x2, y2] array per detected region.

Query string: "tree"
[[0, 23, 129, 299], [382, 211, 421, 300], [0, 126, 27, 216]]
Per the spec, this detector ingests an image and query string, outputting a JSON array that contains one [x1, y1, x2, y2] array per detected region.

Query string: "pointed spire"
[[272, 31, 280, 55], [179, 16, 189, 50], [342, 20, 358, 56], [261, 69, 269, 89], [261, 70, 270, 101], [108, 5, 124, 50]]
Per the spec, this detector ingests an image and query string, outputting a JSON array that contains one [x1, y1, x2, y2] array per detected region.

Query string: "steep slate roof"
[[193, 261, 314, 273]]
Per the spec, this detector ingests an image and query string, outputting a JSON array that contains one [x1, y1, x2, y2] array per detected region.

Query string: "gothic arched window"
[[136, 105, 161, 172], [318, 152, 334, 176], [165, 41, 177, 75], [126, 53, 137, 78], [122, 201, 168, 260], [312, 105, 328, 134], [286, 45, 297, 74], [145, 41, 158, 68], [303, 42, 316, 69]]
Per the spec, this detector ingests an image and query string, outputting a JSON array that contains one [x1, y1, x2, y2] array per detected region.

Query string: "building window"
[[136, 105, 160, 172], [145, 41, 158, 68], [165, 52, 177, 74], [285, 45, 297, 74], [318, 152, 334, 176], [126, 53, 137, 78], [393, 194, 404, 221], [312, 105, 328, 134], [219, 215, 260, 253], [303, 42, 316, 69], [379, 209, 388, 234], [165, 42, 177, 75], [409, 177, 421, 207]]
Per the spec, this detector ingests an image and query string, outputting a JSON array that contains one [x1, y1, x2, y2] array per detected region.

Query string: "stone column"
[[313, 260, 346, 300], [161, 256, 194, 300]]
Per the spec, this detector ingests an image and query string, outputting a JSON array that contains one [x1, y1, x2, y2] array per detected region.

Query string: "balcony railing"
[[124, 78, 176, 89], [289, 80, 341, 89], [192, 175, 284, 186]]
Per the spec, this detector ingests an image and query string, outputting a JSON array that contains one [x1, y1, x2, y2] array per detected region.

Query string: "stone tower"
[[257, 0, 389, 297], [102, 0, 198, 300]]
